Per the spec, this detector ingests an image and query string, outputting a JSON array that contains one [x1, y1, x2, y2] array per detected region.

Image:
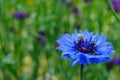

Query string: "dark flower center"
[[74, 35, 98, 55]]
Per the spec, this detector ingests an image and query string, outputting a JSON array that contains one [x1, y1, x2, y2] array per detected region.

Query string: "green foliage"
[[0, 0, 119, 80]]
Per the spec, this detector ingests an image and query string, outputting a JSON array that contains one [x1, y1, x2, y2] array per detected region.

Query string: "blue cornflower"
[[72, 7, 79, 15], [13, 12, 29, 20], [56, 29, 115, 66], [84, 0, 92, 3], [39, 30, 46, 36], [36, 36, 46, 44], [111, 0, 120, 13], [113, 57, 120, 66], [65, 2, 74, 7]]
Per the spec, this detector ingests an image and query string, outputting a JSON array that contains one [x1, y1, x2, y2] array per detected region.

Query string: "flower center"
[[74, 35, 98, 55]]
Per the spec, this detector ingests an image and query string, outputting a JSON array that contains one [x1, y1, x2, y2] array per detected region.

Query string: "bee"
[[91, 41, 96, 46], [91, 50, 98, 55], [90, 42, 98, 55], [78, 34, 84, 42]]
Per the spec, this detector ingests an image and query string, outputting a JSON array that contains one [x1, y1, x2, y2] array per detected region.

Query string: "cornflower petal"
[[56, 29, 115, 66]]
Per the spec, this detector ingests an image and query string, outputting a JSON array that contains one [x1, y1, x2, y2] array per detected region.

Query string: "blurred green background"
[[0, 0, 120, 80]]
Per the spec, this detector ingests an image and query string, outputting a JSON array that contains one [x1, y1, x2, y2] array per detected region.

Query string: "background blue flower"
[[113, 57, 120, 66], [56, 29, 115, 66], [13, 12, 29, 20]]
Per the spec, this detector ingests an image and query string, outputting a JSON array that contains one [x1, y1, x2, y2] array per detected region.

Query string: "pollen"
[[81, 47, 87, 52], [74, 38, 98, 55]]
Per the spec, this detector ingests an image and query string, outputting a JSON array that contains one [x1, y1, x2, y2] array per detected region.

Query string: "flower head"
[[111, 0, 120, 13], [39, 30, 46, 36], [13, 12, 29, 20], [112, 57, 120, 66], [65, 2, 74, 7], [44, 77, 51, 80], [56, 29, 114, 66], [36, 36, 46, 44], [72, 7, 79, 15], [84, 0, 93, 4], [106, 56, 120, 71]]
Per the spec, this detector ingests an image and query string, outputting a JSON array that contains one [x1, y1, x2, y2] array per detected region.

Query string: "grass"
[[0, 0, 120, 80]]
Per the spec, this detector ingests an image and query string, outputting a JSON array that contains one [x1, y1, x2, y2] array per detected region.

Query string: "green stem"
[[106, 0, 120, 22], [32, 57, 39, 80], [32, 42, 40, 80], [80, 64, 84, 80], [14, 20, 24, 80]]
